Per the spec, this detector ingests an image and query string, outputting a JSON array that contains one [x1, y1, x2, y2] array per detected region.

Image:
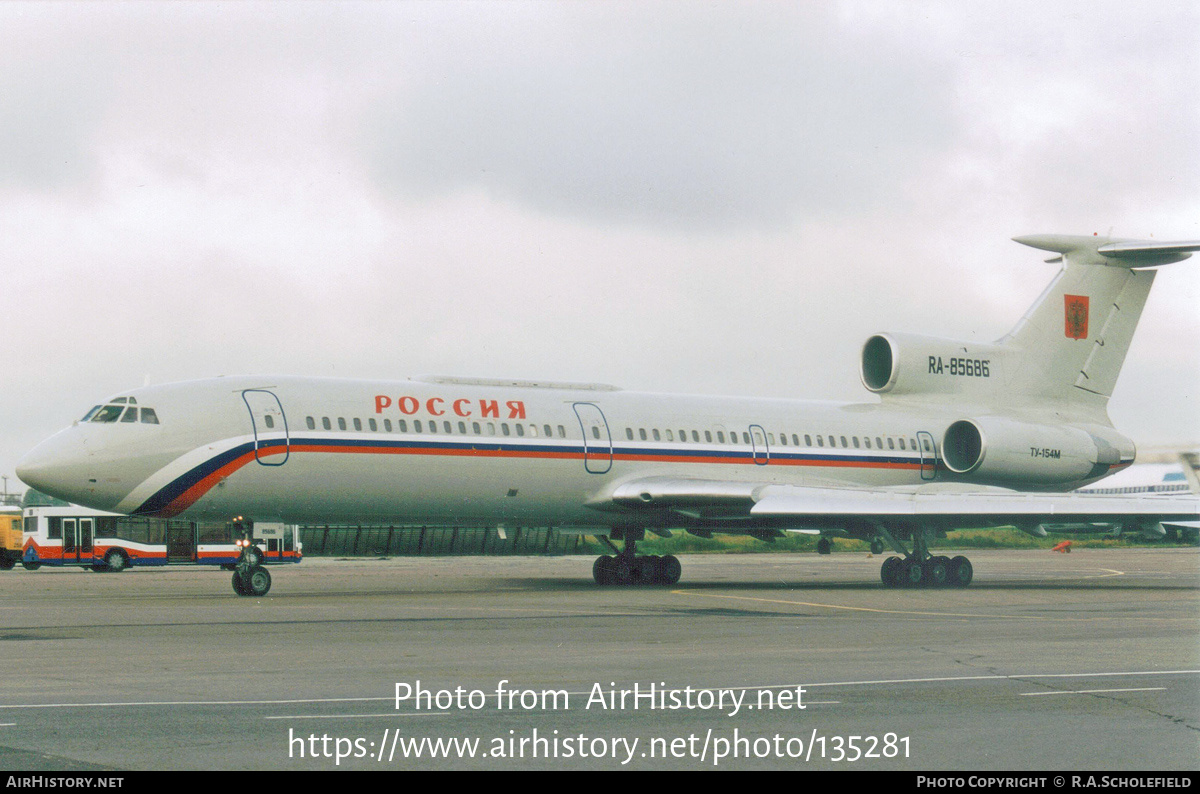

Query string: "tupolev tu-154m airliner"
[[17, 234, 1200, 596]]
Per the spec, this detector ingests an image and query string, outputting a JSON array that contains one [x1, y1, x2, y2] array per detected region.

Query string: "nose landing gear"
[[231, 548, 271, 597]]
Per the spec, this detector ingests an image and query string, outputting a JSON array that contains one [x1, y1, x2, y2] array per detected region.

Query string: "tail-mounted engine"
[[941, 417, 1132, 488], [861, 333, 1009, 399]]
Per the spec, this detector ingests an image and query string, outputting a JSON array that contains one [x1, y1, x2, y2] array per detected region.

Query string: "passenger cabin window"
[[338, 418, 347, 431], [370, 418, 378, 431], [626, 428, 634, 440], [353, 418, 362, 431], [306, 417, 316, 430], [264, 415, 275, 429], [322, 417, 331, 430]]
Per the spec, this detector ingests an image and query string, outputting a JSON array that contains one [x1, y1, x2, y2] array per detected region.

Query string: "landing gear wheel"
[[242, 546, 263, 567], [900, 558, 924, 587], [948, 556, 973, 587], [816, 537, 832, 555], [632, 556, 658, 585], [104, 549, 129, 573], [923, 557, 948, 588], [245, 565, 271, 596], [870, 538, 885, 555], [593, 556, 614, 585], [232, 571, 249, 596], [658, 555, 682, 586], [880, 556, 902, 587], [611, 556, 633, 586]]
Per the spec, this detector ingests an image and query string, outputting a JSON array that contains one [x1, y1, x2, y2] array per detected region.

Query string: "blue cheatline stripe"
[[134, 434, 925, 516]]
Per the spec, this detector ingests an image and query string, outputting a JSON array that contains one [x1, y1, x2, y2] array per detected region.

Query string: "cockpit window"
[[91, 405, 124, 423], [86, 401, 160, 424]]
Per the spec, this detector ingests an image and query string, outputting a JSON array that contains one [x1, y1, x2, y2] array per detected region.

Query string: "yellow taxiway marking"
[[668, 572, 1167, 621], [1020, 687, 1166, 697]]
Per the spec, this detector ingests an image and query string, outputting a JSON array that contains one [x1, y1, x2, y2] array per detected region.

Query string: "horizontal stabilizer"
[[1013, 235, 1200, 267]]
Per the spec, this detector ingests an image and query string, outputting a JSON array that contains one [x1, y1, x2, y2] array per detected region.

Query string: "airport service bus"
[[17, 502, 301, 572]]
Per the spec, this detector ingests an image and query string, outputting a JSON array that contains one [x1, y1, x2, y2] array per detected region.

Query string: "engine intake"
[[941, 417, 1129, 487], [860, 333, 1009, 398]]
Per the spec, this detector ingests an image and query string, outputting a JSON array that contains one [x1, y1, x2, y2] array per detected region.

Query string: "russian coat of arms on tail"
[[1064, 294, 1089, 339]]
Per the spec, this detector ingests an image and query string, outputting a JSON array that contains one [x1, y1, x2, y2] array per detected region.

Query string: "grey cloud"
[[361, 9, 958, 229], [0, 52, 109, 189]]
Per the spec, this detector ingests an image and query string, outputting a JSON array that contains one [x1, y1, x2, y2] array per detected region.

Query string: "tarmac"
[[0, 548, 1196, 770]]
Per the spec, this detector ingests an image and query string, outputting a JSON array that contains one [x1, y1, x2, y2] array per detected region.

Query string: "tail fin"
[[998, 235, 1199, 412]]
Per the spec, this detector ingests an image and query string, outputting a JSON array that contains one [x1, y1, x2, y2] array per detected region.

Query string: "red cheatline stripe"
[[155, 443, 923, 515]]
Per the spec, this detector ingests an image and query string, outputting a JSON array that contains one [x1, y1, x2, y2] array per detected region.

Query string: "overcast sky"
[[2, 1, 1197, 495]]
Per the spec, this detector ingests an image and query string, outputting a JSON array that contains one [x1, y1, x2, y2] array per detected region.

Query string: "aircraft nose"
[[16, 429, 104, 507]]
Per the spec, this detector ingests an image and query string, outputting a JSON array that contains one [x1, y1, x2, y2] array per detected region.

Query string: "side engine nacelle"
[[861, 333, 1009, 398], [941, 417, 1130, 488]]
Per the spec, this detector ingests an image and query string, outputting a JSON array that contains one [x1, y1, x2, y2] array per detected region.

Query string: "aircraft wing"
[[600, 476, 1200, 534]]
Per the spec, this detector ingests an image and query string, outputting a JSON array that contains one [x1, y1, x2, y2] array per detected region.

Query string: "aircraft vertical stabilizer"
[[998, 235, 1199, 414]]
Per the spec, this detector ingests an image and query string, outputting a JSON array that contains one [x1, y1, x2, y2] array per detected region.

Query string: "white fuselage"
[[16, 374, 1113, 529]]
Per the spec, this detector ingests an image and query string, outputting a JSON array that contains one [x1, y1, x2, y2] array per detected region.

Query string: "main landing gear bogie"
[[880, 554, 972, 588], [593, 553, 682, 586]]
